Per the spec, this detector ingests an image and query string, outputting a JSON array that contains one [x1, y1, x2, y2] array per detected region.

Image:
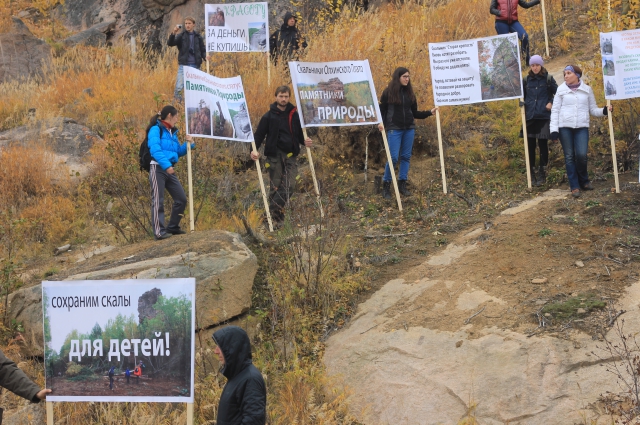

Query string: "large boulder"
[[0, 17, 52, 83], [8, 230, 258, 357], [0, 117, 103, 177]]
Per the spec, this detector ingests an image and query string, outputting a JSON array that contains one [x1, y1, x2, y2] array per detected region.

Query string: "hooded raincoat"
[[212, 326, 266, 425]]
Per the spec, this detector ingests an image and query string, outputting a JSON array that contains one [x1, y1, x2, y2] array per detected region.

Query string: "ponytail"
[[145, 105, 178, 135]]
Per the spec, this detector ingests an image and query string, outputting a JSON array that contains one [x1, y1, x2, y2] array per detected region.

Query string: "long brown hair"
[[385, 67, 416, 105]]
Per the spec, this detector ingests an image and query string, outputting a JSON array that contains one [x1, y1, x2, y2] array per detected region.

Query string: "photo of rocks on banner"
[[289, 61, 381, 127], [42, 279, 195, 402], [185, 68, 253, 142], [477, 35, 522, 101], [205, 3, 268, 52]]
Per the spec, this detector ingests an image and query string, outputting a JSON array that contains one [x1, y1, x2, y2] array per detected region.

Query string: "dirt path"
[[324, 181, 640, 424]]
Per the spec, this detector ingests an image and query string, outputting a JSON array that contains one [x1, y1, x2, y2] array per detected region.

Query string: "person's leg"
[[538, 138, 549, 167], [511, 21, 530, 64], [174, 65, 184, 101], [266, 152, 286, 221], [573, 128, 590, 188], [165, 174, 187, 232], [559, 128, 580, 191], [495, 20, 510, 35], [383, 130, 402, 182], [149, 164, 168, 238], [527, 136, 537, 169], [397, 129, 415, 181]]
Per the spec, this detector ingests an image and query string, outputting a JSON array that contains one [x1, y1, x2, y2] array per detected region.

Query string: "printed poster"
[[205, 2, 269, 53], [600, 29, 640, 100], [288, 60, 382, 127], [42, 279, 195, 402], [429, 33, 523, 106], [184, 67, 253, 142]]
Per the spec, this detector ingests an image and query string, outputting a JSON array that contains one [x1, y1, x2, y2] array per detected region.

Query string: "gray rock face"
[[8, 230, 258, 357], [0, 18, 52, 83], [0, 117, 103, 177], [3, 403, 45, 425], [138, 288, 162, 323]]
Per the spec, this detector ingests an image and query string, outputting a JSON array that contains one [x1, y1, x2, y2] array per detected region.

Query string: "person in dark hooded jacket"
[[251, 85, 312, 226], [269, 12, 308, 64], [212, 326, 266, 425], [522, 54, 557, 186]]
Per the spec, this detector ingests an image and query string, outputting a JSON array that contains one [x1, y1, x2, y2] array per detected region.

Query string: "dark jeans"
[[495, 20, 530, 63], [559, 127, 590, 190], [527, 137, 548, 169], [265, 150, 298, 221], [149, 163, 187, 238]]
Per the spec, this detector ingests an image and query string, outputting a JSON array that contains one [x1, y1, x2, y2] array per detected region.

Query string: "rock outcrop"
[[0, 117, 103, 177], [0, 17, 52, 82], [138, 287, 162, 323], [8, 230, 258, 357]]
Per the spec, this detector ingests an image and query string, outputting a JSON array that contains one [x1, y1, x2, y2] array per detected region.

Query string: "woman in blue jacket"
[[147, 105, 194, 240], [523, 55, 557, 186]]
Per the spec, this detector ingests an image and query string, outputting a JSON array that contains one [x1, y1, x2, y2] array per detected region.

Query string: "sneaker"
[[571, 189, 581, 198], [581, 182, 594, 191], [167, 228, 187, 235], [155, 232, 173, 240]]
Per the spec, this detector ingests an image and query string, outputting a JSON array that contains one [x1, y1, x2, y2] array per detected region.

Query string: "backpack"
[[139, 124, 160, 172]]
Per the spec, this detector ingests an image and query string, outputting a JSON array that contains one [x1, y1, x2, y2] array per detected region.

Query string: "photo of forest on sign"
[[478, 36, 523, 101], [43, 286, 193, 399]]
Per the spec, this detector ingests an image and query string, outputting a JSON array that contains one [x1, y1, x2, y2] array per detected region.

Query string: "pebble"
[[544, 313, 551, 317], [575, 260, 584, 268], [531, 278, 548, 284], [577, 308, 587, 314], [552, 215, 566, 219], [455, 340, 463, 348]]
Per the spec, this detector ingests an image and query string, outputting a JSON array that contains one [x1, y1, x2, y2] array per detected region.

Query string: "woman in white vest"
[[550, 65, 612, 198]]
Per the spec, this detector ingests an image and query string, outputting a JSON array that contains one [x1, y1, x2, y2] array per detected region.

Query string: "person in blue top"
[[125, 367, 131, 384], [146, 105, 194, 240], [108, 366, 115, 390]]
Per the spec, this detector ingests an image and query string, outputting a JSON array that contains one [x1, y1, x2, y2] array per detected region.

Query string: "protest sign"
[[205, 3, 269, 53], [600, 29, 640, 100], [288, 60, 382, 127], [43, 279, 195, 402], [429, 33, 523, 106], [184, 67, 253, 142]]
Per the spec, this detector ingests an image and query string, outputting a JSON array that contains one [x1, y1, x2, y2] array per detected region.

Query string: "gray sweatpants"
[[149, 163, 187, 238]]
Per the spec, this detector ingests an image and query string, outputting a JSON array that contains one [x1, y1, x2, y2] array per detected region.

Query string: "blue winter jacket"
[[147, 120, 194, 171]]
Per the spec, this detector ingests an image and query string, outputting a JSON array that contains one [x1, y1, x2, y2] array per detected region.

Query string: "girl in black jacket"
[[378, 67, 437, 198], [523, 55, 557, 186]]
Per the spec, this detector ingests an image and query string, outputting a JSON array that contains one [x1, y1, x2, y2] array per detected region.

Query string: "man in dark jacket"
[[269, 12, 308, 64], [212, 326, 266, 425], [0, 350, 51, 418], [490, 0, 540, 64], [251, 85, 312, 226], [167, 16, 207, 101]]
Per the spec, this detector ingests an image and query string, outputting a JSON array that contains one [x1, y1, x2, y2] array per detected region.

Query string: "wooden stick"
[[186, 402, 194, 424], [380, 126, 403, 211], [46, 401, 53, 425], [520, 99, 532, 188], [607, 99, 620, 193], [435, 109, 448, 194], [301, 128, 324, 218], [267, 53, 271, 85], [186, 141, 195, 232], [206, 58, 210, 74], [252, 141, 274, 232], [365, 132, 369, 183], [541, 0, 550, 57]]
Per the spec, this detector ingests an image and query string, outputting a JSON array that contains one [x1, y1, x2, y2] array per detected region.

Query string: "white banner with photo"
[[600, 29, 640, 100], [43, 279, 195, 403], [184, 67, 253, 142], [288, 60, 382, 127], [428, 33, 523, 106], [205, 2, 269, 53]]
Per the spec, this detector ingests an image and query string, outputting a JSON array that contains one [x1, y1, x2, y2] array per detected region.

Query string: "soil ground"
[[49, 375, 191, 397]]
